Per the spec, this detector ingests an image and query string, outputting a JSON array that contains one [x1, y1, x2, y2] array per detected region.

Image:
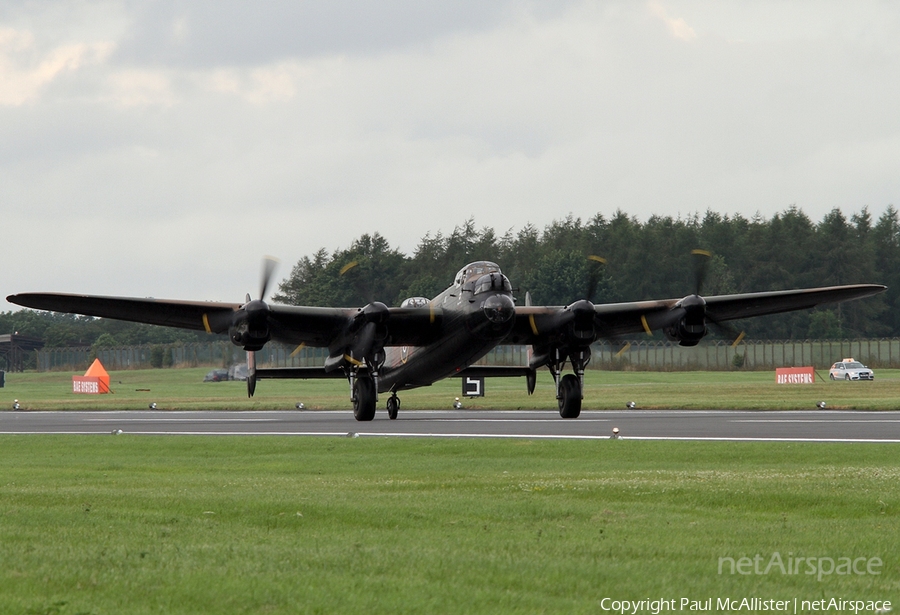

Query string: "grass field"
[[1, 369, 898, 613], [3, 367, 900, 411], [0, 437, 897, 614]]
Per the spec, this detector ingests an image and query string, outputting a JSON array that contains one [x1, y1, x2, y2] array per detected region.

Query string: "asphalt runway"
[[2, 409, 900, 442]]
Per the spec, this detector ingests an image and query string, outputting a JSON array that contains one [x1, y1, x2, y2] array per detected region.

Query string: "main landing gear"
[[350, 371, 401, 421], [557, 374, 582, 419], [549, 347, 590, 419], [351, 373, 377, 421]]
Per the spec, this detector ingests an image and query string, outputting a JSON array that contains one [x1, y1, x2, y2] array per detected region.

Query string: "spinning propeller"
[[525, 254, 607, 338], [340, 260, 388, 370], [244, 257, 280, 396], [567, 254, 608, 340], [201, 257, 279, 397], [646, 250, 745, 347], [585, 255, 608, 303], [690, 250, 746, 346]]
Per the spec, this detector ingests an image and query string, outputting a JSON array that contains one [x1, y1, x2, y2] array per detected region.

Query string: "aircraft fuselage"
[[380, 261, 515, 392]]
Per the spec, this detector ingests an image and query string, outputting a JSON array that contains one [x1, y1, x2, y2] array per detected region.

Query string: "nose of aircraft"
[[482, 294, 515, 324]]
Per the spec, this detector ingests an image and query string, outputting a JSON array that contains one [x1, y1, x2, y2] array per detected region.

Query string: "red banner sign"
[[72, 376, 110, 394], [775, 366, 815, 384]]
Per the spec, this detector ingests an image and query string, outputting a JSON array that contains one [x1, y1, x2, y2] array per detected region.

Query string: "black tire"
[[387, 395, 399, 420], [353, 376, 377, 421], [845, 374, 851, 381], [557, 374, 582, 419]]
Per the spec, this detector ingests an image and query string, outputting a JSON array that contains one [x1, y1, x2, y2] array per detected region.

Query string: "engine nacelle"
[[663, 320, 707, 347], [662, 294, 709, 347], [229, 299, 271, 351], [229, 325, 270, 351]]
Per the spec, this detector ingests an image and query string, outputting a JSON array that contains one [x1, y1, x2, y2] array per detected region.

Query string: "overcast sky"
[[2, 1, 899, 306]]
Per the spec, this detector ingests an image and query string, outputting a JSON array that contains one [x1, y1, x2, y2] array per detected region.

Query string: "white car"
[[829, 359, 874, 381]]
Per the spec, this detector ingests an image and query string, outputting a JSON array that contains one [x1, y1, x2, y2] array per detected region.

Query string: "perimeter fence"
[[31, 338, 900, 373]]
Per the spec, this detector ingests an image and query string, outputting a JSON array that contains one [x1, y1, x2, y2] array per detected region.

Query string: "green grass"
[[3, 367, 900, 411], [0, 437, 897, 614]]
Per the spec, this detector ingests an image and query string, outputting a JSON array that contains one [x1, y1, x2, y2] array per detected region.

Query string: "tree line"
[[273, 206, 897, 340], [2, 205, 898, 347]]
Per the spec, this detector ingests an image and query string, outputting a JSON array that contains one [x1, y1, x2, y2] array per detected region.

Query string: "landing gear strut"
[[549, 347, 590, 419], [386, 393, 400, 420]]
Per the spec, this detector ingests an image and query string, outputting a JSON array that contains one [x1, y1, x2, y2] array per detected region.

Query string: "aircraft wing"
[[5, 292, 443, 348], [6, 293, 242, 331], [702, 285, 887, 322], [507, 283, 887, 344], [271, 305, 444, 347], [7, 283, 884, 350]]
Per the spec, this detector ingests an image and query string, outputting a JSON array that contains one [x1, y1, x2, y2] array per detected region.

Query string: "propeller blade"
[[691, 249, 711, 295], [339, 260, 374, 304], [340, 261, 359, 276], [586, 255, 607, 302], [352, 322, 377, 362], [707, 313, 746, 347], [259, 256, 280, 302], [247, 350, 257, 398]]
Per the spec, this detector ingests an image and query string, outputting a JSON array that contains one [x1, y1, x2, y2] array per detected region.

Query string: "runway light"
[[12, 399, 20, 410], [111, 429, 123, 435], [611, 427, 621, 439], [149, 402, 157, 409], [626, 401, 636, 409], [816, 401, 827, 409], [453, 397, 463, 409], [296, 402, 305, 410], [347, 432, 359, 438]]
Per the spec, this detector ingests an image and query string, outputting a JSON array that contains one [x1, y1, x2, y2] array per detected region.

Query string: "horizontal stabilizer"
[[453, 366, 534, 378], [254, 367, 345, 380]]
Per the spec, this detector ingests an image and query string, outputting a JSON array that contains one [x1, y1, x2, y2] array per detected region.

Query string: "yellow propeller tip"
[[339, 261, 359, 276], [588, 255, 607, 264], [691, 249, 712, 257]]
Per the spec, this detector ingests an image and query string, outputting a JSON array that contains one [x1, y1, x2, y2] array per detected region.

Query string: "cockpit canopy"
[[454, 261, 503, 286], [474, 272, 512, 295], [454, 261, 512, 296], [400, 297, 429, 308]]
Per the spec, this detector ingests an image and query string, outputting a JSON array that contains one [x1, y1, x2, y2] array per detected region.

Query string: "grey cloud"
[[113, 0, 573, 67], [2, 1, 899, 305]]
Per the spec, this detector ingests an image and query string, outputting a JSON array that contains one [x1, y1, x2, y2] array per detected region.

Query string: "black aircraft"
[[7, 257, 885, 420]]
